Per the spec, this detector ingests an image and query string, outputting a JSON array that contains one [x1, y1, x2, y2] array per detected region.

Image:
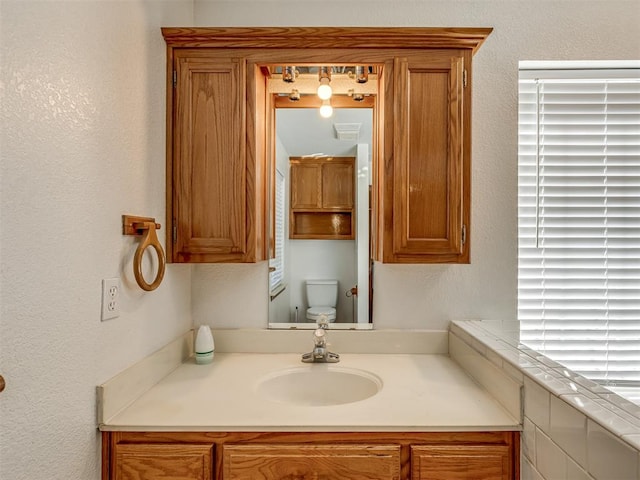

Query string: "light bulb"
[[319, 101, 333, 118], [317, 78, 332, 100]]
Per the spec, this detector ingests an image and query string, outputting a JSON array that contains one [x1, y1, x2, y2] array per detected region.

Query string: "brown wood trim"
[[165, 46, 175, 262], [161, 27, 493, 54], [105, 430, 519, 480], [107, 430, 516, 445], [274, 95, 375, 109], [101, 431, 111, 480]]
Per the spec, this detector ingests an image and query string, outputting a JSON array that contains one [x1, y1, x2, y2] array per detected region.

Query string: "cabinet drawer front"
[[223, 444, 400, 480], [114, 443, 213, 480], [411, 444, 512, 480]]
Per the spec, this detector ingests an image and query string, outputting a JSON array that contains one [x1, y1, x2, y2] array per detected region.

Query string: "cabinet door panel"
[[223, 444, 401, 480], [322, 162, 354, 209], [114, 444, 213, 480], [291, 163, 322, 209], [391, 55, 465, 261], [174, 56, 248, 261], [411, 445, 512, 480]]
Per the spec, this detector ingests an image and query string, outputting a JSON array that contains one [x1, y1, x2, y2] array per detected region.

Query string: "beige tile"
[[536, 428, 568, 479], [587, 420, 639, 480], [522, 455, 545, 480], [551, 395, 588, 468], [523, 416, 536, 463], [449, 333, 522, 420], [568, 457, 593, 480], [525, 376, 551, 432]]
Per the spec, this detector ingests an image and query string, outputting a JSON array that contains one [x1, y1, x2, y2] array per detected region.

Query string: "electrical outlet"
[[101, 278, 121, 321]]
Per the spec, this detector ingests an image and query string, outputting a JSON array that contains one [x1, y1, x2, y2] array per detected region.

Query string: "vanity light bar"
[[267, 74, 378, 96]]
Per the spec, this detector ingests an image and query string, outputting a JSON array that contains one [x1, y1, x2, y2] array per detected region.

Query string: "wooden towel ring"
[[123, 215, 166, 291]]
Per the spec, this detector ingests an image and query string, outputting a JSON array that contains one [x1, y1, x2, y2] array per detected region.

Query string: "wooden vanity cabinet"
[[223, 444, 400, 479], [411, 444, 513, 480], [289, 156, 355, 239], [103, 431, 518, 480], [111, 443, 213, 480]]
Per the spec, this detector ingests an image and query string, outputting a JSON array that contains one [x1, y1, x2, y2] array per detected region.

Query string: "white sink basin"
[[257, 366, 382, 407]]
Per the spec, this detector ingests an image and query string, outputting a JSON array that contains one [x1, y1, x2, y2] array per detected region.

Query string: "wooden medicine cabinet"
[[162, 27, 492, 264], [289, 156, 355, 240]]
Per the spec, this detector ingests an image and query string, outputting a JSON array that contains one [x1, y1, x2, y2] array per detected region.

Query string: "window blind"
[[518, 63, 640, 383], [269, 169, 285, 293]]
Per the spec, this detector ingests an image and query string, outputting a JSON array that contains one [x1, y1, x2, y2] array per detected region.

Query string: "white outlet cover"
[[101, 278, 121, 321]]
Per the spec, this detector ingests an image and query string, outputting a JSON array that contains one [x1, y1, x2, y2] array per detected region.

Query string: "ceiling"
[[276, 108, 373, 157]]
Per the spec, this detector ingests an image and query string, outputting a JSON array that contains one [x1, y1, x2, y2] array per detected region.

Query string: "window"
[[518, 61, 640, 383], [269, 169, 286, 296]]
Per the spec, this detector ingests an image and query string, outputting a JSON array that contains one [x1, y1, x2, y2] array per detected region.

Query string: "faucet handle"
[[317, 314, 329, 330], [313, 327, 327, 340]]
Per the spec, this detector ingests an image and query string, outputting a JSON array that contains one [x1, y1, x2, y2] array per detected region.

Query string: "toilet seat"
[[306, 306, 336, 322]]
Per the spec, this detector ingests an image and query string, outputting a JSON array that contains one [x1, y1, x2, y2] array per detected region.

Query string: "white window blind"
[[518, 62, 640, 383], [269, 169, 285, 293]]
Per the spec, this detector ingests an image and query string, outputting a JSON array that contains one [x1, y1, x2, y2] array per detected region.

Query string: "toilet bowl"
[[305, 280, 338, 323]]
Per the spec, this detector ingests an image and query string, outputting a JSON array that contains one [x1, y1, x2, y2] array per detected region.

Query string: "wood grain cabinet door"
[[223, 444, 401, 480], [385, 53, 468, 263], [113, 444, 213, 480], [172, 53, 253, 263], [290, 163, 322, 209], [322, 161, 354, 209], [411, 444, 513, 480]]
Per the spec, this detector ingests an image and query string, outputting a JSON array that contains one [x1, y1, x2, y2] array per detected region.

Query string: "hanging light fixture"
[[317, 66, 332, 100], [282, 66, 298, 83], [288, 89, 300, 101], [354, 65, 369, 83], [319, 99, 333, 118]]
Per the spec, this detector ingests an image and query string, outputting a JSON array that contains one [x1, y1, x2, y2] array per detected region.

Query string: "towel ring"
[[123, 215, 166, 291]]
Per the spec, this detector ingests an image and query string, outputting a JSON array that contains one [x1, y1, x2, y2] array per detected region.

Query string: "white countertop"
[[100, 352, 519, 432]]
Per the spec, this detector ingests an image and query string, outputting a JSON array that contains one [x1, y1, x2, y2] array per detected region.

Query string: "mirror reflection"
[[268, 107, 373, 329]]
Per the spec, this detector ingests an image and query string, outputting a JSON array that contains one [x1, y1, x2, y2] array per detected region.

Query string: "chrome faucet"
[[301, 315, 340, 363]]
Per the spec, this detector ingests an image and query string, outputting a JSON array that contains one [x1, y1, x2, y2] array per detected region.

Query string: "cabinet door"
[[113, 444, 213, 480], [172, 54, 253, 262], [322, 161, 354, 209], [223, 444, 401, 480], [290, 163, 322, 209], [411, 444, 512, 480], [385, 54, 467, 263]]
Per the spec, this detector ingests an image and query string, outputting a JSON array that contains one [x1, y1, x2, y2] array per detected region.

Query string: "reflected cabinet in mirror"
[[161, 27, 492, 327]]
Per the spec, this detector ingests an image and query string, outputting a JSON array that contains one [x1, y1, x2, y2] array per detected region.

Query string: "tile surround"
[[550, 394, 588, 467], [587, 420, 639, 480], [567, 458, 591, 480], [451, 320, 640, 480], [536, 428, 568, 480]]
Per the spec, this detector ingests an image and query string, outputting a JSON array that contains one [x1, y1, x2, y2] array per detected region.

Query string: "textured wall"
[[0, 1, 193, 479], [191, 0, 640, 331]]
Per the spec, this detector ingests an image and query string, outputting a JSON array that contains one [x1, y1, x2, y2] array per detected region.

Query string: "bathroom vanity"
[[99, 331, 521, 480]]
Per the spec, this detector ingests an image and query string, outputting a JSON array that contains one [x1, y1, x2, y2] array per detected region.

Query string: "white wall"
[[191, 0, 640, 330], [1, 1, 638, 478], [0, 1, 194, 479], [269, 135, 291, 323], [289, 240, 357, 323]]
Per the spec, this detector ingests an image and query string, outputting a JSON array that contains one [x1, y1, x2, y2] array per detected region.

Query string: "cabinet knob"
[[0, 375, 5, 393]]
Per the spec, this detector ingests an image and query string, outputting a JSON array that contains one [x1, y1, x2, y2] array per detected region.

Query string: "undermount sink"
[[256, 366, 382, 407]]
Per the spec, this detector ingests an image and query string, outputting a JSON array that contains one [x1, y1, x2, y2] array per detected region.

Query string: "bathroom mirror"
[[268, 107, 373, 329], [267, 67, 376, 329]]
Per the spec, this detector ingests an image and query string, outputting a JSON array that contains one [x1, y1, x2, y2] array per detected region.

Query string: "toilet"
[[305, 280, 338, 323]]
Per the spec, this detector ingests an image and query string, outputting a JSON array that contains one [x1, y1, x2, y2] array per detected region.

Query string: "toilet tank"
[[306, 280, 338, 307]]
